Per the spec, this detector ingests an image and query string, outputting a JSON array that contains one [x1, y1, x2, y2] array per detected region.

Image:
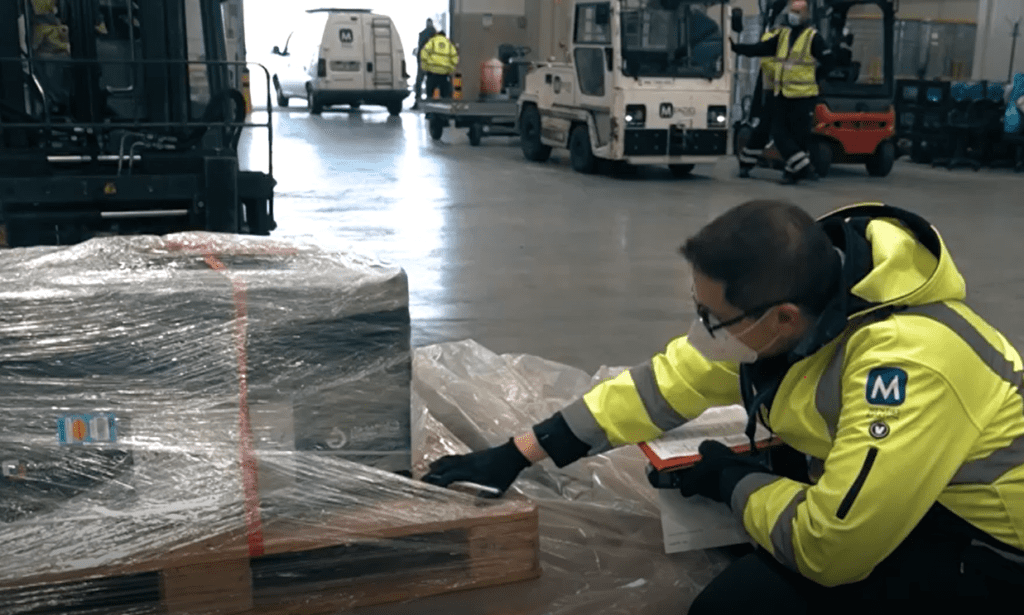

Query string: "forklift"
[[733, 0, 897, 178], [0, 0, 276, 247]]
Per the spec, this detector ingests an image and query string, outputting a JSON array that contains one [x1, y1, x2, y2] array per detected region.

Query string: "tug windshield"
[[620, 0, 726, 79]]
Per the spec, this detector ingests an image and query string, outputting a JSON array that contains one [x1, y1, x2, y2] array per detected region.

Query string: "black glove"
[[422, 438, 531, 496], [677, 440, 772, 507]]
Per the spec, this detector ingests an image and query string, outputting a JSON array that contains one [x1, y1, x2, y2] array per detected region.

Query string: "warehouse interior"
[[1, 0, 1024, 613]]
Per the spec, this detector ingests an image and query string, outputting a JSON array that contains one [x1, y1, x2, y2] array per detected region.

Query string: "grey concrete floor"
[[242, 106, 1024, 374]]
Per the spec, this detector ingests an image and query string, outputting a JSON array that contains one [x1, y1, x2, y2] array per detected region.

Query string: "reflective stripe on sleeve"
[[731, 472, 780, 524], [770, 490, 809, 573], [629, 362, 689, 432], [814, 336, 845, 439], [560, 397, 614, 455]]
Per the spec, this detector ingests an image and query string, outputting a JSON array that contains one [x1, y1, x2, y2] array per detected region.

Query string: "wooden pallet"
[[0, 498, 540, 615]]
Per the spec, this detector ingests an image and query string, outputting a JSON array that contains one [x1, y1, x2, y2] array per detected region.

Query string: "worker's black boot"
[[780, 171, 799, 185], [738, 165, 752, 178]]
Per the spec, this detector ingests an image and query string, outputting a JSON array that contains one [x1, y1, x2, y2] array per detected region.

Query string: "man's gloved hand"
[[677, 440, 772, 507], [422, 438, 531, 496]]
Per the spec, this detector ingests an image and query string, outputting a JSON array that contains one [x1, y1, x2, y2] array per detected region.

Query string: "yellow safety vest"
[[759, 29, 784, 93], [419, 35, 459, 76], [775, 27, 819, 98], [556, 203, 1024, 587], [30, 4, 70, 56]]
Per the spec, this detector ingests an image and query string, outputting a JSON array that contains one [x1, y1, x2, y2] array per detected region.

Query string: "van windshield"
[[620, 1, 725, 79]]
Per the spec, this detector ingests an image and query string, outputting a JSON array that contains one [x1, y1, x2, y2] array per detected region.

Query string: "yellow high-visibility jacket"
[[420, 34, 458, 76], [759, 28, 784, 93], [556, 203, 1024, 587], [775, 27, 819, 98], [30, 7, 70, 56]]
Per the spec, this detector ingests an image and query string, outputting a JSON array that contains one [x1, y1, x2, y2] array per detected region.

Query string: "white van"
[[271, 9, 409, 115]]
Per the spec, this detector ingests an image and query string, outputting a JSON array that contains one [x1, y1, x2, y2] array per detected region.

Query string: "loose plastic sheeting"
[[358, 339, 742, 615]]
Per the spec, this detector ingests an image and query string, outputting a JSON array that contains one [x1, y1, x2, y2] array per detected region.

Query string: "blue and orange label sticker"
[[57, 413, 118, 445]]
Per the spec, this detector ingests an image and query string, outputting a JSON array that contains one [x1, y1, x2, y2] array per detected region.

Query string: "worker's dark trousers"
[[414, 66, 427, 101], [425, 72, 452, 99], [688, 503, 1023, 615], [770, 95, 817, 176], [738, 93, 776, 169]]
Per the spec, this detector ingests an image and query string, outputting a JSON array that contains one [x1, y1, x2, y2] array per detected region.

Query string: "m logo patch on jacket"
[[866, 367, 908, 406]]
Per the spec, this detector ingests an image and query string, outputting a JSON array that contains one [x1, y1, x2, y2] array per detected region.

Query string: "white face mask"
[[687, 310, 779, 364], [787, 11, 804, 26]]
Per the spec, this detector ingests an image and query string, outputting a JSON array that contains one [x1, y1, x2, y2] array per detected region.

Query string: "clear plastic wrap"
[[390, 339, 739, 615], [0, 235, 544, 614]]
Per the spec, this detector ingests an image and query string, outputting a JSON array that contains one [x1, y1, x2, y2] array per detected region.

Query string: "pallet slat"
[[0, 499, 540, 615]]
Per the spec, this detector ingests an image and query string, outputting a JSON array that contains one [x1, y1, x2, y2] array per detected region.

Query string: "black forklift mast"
[[0, 0, 276, 248], [812, 0, 896, 104]]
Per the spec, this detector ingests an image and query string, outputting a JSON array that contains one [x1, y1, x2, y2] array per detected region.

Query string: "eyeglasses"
[[692, 292, 787, 338]]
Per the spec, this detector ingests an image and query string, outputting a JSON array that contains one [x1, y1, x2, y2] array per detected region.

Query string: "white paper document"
[[659, 489, 752, 553], [645, 404, 773, 460]]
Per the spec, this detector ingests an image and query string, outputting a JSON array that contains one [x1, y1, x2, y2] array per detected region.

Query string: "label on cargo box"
[[56, 413, 118, 446], [324, 420, 403, 449]]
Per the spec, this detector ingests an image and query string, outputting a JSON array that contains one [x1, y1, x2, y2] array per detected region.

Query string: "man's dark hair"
[[680, 200, 839, 316], [437, 30, 446, 36]]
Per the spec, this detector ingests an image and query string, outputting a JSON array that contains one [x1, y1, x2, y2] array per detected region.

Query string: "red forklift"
[[734, 0, 897, 177]]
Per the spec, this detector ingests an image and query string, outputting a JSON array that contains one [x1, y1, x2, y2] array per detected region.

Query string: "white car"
[[271, 9, 409, 115]]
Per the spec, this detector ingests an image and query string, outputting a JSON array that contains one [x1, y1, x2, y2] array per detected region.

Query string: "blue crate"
[[1006, 73, 1024, 135], [952, 81, 1006, 103]]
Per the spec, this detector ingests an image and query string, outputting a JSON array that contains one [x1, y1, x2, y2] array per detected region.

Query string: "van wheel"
[[307, 85, 323, 115], [429, 116, 445, 140], [468, 123, 483, 146], [866, 140, 895, 177], [519, 105, 551, 162], [274, 77, 289, 108], [386, 101, 402, 116], [569, 124, 597, 174]]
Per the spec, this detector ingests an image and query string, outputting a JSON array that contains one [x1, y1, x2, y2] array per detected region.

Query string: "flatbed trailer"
[[422, 99, 520, 146]]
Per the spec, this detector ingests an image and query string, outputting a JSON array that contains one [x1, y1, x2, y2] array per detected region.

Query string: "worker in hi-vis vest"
[[424, 200, 1024, 611], [419, 30, 459, 100], [737, 25, 784, 179], [733, 0, 827, 184]]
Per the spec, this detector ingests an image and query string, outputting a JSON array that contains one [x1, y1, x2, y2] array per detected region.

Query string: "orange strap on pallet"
[[164, 238, 301, 558]]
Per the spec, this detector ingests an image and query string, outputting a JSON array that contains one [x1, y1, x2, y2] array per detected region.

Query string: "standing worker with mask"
[[732, 0, 827, 184], [411, 18, 436, 110], [424, 200, 1024, 612], [419, 29, 459, 101]]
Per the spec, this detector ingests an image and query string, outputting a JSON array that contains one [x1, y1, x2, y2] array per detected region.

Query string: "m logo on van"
[[659, 103, 673, 118], [339, 29, 354, 44]]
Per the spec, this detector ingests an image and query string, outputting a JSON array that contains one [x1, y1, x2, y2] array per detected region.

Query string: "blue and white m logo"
[[866, 367, 908, 406]]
